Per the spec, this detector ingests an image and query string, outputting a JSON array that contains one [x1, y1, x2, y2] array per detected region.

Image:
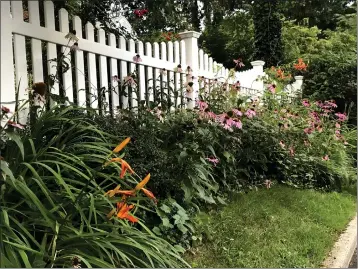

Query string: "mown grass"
[[186, 185, 357, 268]]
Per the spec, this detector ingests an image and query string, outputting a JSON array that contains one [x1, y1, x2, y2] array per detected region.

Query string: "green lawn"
[[185, 186, 357, 268]]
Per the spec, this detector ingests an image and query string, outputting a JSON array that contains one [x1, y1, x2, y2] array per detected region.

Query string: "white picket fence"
[[0, 0, 303, 124]]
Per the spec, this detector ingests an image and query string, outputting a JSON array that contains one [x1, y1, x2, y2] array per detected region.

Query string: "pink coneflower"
[[279, 140, 285, 149], [335, 112, 347, 121], [302, 99, 310, 107], [289, 146, 295, 156], [233, 58, 245, 68], [112, 75, 120, 82], [124, 76, 136, 87], [245, 109, 256, 119], [322, 155, 329, 161], [304, 128, 313, 134], [206, 111, 217, 119], [335, 123, 341, 129], [335, 129, 340, 135], [233, 120, 242, 129], [7, 120, 24, 129], [160, 68, 167, 76], [133, 54, 142, 63], [268, 84, 276, 94], [1, 106, 10, 114], [70, 42, 79, 51], [175, 64, 183, 73], [196, 100, 208, 111], [264, 180, 272, 189], [232, 109, 243, 116], [206, 157, 219, 166]]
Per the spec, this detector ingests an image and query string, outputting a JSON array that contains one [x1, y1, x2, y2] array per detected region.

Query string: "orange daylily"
[[104, 157, 122, 167], [113, 137, 131, 153], [117, 204, 134, 218], [135, 173, 151, 191], [124, 214, 139, 223], [104, 188, 135, 197], [116, 204, 138, 223], [104, 184, 121, 197], [142, 188, 157, 203], [120, 159, 135, 178]]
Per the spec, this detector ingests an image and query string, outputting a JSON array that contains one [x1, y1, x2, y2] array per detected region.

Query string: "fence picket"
[[28, 1, 43, 84], [145, 42, 153, 103], [179, 40, 186, 107], [167, 41, 175, 110], [12, 1, 29, 123], [174, 41, 181, 108], [59, 8, 73, 103], [44, 1, 59, 104], [108, 33, 119, 114], [204, 53, 209, 76], [98, 27, 109, 113], [85, 22, 98, 108], [153, 42, 160, 106], [72, 16, 86, 107], [137, 41, 146, 103], [199, 49, 204, 76], [119, 36, 128, 109], [128, 39, 137, 108], [160, 42, 167, 109]]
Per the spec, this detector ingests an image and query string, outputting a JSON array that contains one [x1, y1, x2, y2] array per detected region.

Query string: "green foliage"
[[0, 106, 187, 268], [200, 11, 254, 69]]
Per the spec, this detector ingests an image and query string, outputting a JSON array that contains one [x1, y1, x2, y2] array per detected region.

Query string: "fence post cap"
[[294, 75, 304, 80], [250, 60, 265, 66], [178, 31, 201, 39]]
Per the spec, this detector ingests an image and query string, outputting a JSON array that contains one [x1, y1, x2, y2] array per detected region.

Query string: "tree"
[[279, 0, 356, 31], [252, 0, 283, 67], [200, 11, 254, 69]]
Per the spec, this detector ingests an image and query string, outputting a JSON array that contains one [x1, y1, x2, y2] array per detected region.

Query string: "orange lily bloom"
[[120, 159, 135, 178], [117, 204, 134, 218], [142, 188, 157, 203], [113, 137, 131, 153], [123, 214, 139, 223], [104, 157, 122, 167], [135, 173, 150, 191], [104, 188, 135, 197]]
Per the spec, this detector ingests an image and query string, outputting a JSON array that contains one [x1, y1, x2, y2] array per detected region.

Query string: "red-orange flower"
[[142, 188, 157, 203], [117, 204, 138, 223], [120, 159, 135, 178], [293, 58, 307, 71]]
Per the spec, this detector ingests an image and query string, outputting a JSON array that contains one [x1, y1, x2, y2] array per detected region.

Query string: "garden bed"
[[185, 186, 356, 268]]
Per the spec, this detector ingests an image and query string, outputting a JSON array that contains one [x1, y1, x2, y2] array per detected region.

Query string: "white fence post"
[[250, 60, 265, 95], [293, 76, 304, 97], [178, 31, 201, 109]]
